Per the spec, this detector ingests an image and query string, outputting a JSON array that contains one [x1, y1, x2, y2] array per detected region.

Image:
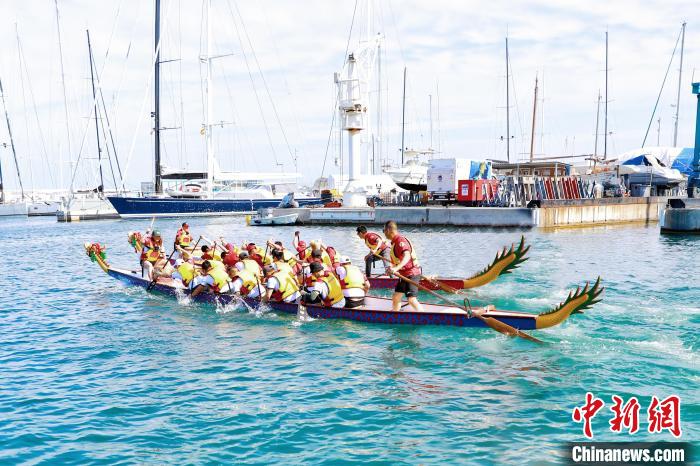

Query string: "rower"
[[227, 266, 265, 299], [356, 225, 390, 276], [141, 243, 165, 280], [334, 256, 369, 308], [262, 265, 301, 303], [190, 260, 230, 297], [309, 249, 331, 269], [172, 258, 196, 288], [235, 251, 263, 277], [245, 243, 266, 267], [310, 240, 333, 267], [174, 222, 192, 254], [267, 240, 301, 272], [200, 245, 215, 261], [221, 250, 238, 268], [303, 262, 345, 308], [383, 220, 425, 313], [292, 231, 307, 259], [271, 249, 295, 276]]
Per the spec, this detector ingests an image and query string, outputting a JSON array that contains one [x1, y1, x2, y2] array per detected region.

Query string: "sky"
[[0, 0, 698, 192]]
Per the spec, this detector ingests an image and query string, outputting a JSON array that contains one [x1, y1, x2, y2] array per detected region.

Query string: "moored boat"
[[247, 209, 299, 226], [85, 243, 602, 331]]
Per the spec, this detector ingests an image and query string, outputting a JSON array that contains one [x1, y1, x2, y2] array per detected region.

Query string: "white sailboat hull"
[[0, 202, 27, 217]]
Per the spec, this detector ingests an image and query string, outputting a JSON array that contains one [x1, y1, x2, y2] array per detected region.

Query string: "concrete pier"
[[274, 197, 667, 229], [660, 198, 700, 233]]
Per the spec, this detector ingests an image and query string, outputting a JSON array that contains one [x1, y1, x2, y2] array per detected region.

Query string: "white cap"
[[174, 258, 184, 267], [339, 256, 351, 264]]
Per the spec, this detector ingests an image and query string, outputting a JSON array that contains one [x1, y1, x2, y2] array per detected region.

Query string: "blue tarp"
[[670, 148, 695, 175]]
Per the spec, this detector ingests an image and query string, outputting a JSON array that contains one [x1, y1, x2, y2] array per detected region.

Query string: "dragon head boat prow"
[[84, 242, 110, 273], [535, 277, 603, 329], [462, 235, 530, 289]]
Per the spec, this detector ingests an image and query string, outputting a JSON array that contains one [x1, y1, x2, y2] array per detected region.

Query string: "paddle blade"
[[482, 316, 543, 344]]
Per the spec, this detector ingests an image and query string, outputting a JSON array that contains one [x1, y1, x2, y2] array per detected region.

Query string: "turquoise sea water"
[[0, 216, 698, 465]]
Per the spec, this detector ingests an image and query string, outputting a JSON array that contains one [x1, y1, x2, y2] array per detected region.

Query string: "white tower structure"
[[335, 21, 382, 207]]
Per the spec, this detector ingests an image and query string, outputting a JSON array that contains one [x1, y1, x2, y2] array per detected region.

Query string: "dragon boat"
[[85, 242, 602, 331], [128, 232, 531, 291], [368, 236, 530, 290]]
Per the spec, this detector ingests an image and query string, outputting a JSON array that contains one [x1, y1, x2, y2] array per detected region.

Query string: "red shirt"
[[365, 232, 387, 251], [391, 235, 421, 276]]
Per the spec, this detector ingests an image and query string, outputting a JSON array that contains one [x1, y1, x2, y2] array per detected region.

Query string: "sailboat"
[[382, 68, 433, 192], [107, 0, 321, 218]]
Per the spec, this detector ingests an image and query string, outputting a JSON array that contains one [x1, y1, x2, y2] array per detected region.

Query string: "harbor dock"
[[273, 196, 667, 228]]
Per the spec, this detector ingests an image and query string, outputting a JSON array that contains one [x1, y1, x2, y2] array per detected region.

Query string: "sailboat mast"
[[205, 0, 214, 198], [604, 30, 608, 160], [87, 30, 104, 194], [54, 0, 69, 192], [376, 42, 381, 173], [429, 94, 433, 150], [506, 37, 511, 162], [529, 75, 538, 162], [0, 78, 24, 200], [400, 66, 406, 165], [153, 0, 162, 194], [673, 22, 686, 147], [594, 90, 601, 158]]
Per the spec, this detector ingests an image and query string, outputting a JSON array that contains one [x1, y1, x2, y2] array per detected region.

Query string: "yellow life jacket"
[[270, 270, 299, 301], [144, 249, 162, 263], [207, 267, 230, 292], [242, 259, 262, 276], [319, 274, 343, 306], [177, 262, 196, 285], [177, 231, 192, 247], [390, 236, 420, 268], [210, 259, 226, 271], [338, 264, 365, 289], [274, 260, 294, 276], [235, 268, 258, 295]]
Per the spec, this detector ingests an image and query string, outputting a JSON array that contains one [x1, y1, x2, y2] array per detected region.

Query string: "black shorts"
[[395, 275, 420, 298]]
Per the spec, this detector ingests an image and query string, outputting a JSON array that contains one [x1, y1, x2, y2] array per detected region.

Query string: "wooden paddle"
[[420, 275, 463, 294], [373, 253, 542, 343]]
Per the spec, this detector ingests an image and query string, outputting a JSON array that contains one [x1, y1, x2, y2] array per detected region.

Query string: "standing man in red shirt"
[[383, 221, 424, 313], [356, 225, 390, 276]]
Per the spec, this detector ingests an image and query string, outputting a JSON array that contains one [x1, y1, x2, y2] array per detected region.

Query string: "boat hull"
[[107, 196, 322, 218], [395, 182, 427, 192], [369, 275, 464, 290], [250, 213, 299, 226], [107, 267, 540, 330]]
